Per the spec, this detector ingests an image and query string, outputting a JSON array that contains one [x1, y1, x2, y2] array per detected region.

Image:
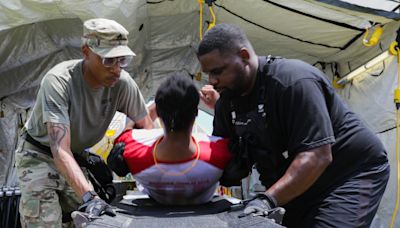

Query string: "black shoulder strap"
[[257, 55, 280, 115], [230, 56, 279, 123]]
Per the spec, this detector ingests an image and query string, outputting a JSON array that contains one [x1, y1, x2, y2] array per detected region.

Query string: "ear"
[[238, 48, 250, 63], [82, 44, 90, 59]]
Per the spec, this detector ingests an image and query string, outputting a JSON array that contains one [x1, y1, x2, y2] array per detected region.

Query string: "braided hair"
[[155, 74, 199, 132]]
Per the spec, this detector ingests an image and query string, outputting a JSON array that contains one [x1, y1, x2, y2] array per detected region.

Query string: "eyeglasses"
[[101, 56, 133, 68]]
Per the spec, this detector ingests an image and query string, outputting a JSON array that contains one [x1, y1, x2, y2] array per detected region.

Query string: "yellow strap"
[[389, 41, 399, 56], [363, 25, 383, 47]]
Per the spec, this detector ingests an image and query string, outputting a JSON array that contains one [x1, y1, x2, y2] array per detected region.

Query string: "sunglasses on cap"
[[101, 56, 133, 68]]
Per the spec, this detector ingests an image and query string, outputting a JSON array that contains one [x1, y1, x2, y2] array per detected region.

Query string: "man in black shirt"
[[197, 23, 389, 227]]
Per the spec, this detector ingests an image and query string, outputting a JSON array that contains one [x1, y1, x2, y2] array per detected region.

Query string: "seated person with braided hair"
[[107, 74, 232, 205]]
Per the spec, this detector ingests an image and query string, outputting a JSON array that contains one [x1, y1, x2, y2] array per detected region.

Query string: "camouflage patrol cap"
[[83, 18, 136, 58]]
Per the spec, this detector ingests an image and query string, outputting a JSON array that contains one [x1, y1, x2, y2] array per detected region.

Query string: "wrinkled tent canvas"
[[0, 0, 399, 227]]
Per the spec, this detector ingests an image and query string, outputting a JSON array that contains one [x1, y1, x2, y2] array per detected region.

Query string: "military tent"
[[0, 0, 399, 227]]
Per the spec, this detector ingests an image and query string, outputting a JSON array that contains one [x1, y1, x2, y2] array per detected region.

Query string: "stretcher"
[[72, 193, 286, 227]]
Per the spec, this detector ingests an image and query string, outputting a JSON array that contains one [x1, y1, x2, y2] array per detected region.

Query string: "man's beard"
[[219, 88, 235, 99], [220, 87, 243, 99], [220, 76, 247, 99]]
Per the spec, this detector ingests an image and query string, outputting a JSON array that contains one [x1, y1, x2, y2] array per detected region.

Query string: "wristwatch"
[[82, 191, 98, 204]]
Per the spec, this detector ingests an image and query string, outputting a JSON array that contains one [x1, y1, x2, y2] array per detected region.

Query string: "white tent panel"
[[338, 56, 398, 132], [376, 130, 399, 227]]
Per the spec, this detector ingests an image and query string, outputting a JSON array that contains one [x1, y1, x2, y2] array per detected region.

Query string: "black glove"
[[107, 142, 130, 177], [78, 198, 116, 218], [86, 172, 116, 204], [243, 193, 286, 224], [79, 152, 116, 203], [219, 136, 253, 186], [85, 153, 113, 185], [243, 193, 277, 214], [219, 156, 250, 186]]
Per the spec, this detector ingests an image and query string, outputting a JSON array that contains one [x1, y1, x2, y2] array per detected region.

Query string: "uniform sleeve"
[[278, 78, 335, 155], [40, 74, 70, 125], [117, 73, 148, 122]]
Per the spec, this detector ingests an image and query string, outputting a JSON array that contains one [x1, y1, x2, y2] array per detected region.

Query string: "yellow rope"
[[198, 0, 203, 40], [391, 109, 400, 228], [198, 1, 217, 39], [208, 6, 216, 30], [390, 47, 400, 228]]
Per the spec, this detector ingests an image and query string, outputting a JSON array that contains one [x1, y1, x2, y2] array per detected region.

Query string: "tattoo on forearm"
[[48, 123, 67, 154]]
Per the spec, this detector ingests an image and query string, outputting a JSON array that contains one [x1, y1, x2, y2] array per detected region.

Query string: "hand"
[[199, 85, 220, 109], [244, 193, 277, 214], [242, 193, 285, 224], [219, 154, 251, 187], [147, 102, 158, 122], [107, 142, 130, 177], [78, 198, 116, 218]]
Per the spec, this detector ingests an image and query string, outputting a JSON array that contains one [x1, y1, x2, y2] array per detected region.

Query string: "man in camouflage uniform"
[[15, 145, 81, 227], [15, 18, 153, 227]]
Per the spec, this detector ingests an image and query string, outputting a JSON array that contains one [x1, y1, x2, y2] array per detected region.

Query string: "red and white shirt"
[[115, 129, 232, 205]]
